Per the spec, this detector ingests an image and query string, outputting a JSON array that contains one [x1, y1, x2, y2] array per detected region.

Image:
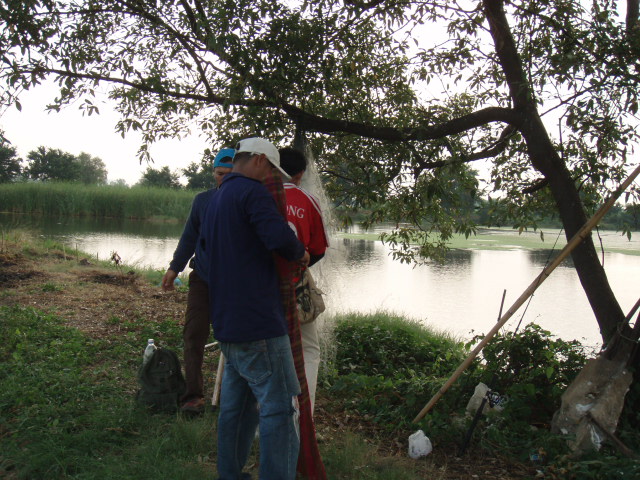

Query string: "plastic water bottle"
[[142, 339, 156, 366]]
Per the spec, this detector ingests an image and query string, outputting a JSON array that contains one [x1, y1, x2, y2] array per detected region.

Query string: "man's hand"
[[298, 250, 310, 267], [161, 269, 178, 291]]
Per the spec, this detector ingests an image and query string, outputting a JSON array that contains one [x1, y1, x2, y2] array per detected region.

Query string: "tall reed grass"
[[0, 182, 197, 220]]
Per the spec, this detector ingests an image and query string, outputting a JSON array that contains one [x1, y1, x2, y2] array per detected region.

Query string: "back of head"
[[235, 137, 289, 179], [278, 147, 307, 178]]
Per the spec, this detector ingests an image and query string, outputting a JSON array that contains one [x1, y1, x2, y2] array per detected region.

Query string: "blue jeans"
[[217, 335, 301, 480]]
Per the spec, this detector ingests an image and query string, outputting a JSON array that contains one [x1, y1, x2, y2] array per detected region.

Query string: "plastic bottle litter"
[[408, 430, 432, 459], [466, 382, 506, 416], [466, 382, 490, 415], [142, 339, 157, 366]]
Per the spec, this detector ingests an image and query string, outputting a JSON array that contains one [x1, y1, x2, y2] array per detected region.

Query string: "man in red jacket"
[[279, 147, 329, 414]]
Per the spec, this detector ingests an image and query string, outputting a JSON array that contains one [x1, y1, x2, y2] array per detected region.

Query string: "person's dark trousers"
[[181, 270, 210, 403]]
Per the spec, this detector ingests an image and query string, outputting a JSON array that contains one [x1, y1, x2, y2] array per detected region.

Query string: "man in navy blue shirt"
[[161, 148, 234, 415], [203, 137, 309, 480]]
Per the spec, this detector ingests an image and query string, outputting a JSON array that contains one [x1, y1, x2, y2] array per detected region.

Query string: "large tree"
[[136, 165, 182, 189], [1, 1, 639, 346], [182, 155, 214, 190], [24, 146, 80, 182], [76, 152, 108, 184], [23, 147, 108, 183], [0, 143, 22, 182]]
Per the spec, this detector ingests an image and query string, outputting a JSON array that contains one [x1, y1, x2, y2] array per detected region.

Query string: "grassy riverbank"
[[0, 182, 195, 220], [0, 231, 516, 479], [1, 231, 639, 479]]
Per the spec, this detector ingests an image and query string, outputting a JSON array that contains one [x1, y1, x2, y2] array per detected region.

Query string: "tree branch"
[[25, 67, 258, 107], [288, 104, 521, 141], [114, 0, 217, 100], [627, 0, 639, 33], [319, 169, 359, 183], [412, 125, 517, 170], [483, 0, 532, 109], [522, 178, 548, 194], [24, 63, 523, 144], [343, 0, 387, 10]]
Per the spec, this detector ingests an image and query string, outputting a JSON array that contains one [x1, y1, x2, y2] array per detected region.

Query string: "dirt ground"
[[0, 246, 535, 479]]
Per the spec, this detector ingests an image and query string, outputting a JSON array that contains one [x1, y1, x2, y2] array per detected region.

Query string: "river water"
[[2, 213, 639, 348]]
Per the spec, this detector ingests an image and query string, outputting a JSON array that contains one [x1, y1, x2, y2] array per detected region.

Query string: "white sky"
[[1, 81, 210, 186]]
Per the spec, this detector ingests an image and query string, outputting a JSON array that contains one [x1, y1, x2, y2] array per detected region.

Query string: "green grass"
[[0, 305, 216, 479], [1, 303, 634, 480], [321, 432, 429, 480], [0, 182, 196, 220], [0, 305, 443, 479]]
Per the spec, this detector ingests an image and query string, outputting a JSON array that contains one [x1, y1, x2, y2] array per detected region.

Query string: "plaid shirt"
[[264, 168, 327, 480]]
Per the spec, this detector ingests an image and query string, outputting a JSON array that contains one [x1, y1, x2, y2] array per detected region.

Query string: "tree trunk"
[[483, 0, 626, 343]]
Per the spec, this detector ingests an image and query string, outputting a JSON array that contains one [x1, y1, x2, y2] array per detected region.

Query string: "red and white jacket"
[[283, 182, 329, 258]]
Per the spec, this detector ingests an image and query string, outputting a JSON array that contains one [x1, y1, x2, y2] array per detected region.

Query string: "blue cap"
[[213, 148, 235, 169]]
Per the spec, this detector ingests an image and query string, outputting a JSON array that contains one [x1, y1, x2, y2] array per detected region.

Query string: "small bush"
[[324, 312, 472, 432], [473, 323, 590, 423], [325, 314, 595, 460], [330, 311, 467, 379]]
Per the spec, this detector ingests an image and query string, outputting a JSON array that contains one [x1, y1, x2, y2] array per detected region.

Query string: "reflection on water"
[[1, 213, 185, 268], [527, 249, 575, 267], [432, 249, 473, 268], [317, 238, 638, 348], [340, 238, 376, 265], [3, 213, 638, 347]]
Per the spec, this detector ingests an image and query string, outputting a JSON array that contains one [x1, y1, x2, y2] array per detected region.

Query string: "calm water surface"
[[3, 213, 638, 347]]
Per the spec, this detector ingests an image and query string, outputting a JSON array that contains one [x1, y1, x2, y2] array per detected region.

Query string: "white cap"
[[235, 137, 290, 179]]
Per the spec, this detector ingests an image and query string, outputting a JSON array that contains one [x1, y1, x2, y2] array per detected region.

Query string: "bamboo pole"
[[413, 164, 640, 423]]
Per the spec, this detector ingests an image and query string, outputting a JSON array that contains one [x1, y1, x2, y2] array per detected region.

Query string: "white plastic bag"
[[408, 430, 432, 459]]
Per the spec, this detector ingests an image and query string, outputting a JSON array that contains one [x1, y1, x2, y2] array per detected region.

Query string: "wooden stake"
[[211, 352, 225, 407], [413, 163, 640, 423]]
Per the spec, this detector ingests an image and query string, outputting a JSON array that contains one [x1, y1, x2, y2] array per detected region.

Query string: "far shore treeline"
[[2, 175, 640, 231], [2, 179, 640, 231], [1, 144, 639, 229], [0, 181, 640, 231], [0, 144, 214, 190]]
